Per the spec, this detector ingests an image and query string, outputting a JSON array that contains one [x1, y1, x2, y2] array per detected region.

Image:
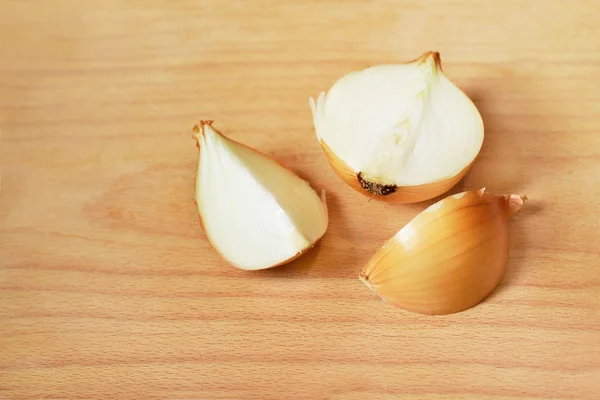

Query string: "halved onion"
[[193, 121, 328, 271], [310, 51, 484, 203]]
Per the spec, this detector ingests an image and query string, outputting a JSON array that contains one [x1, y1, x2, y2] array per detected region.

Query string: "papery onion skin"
[[360, 188, 526, 315], [192, 121, 329, 271]]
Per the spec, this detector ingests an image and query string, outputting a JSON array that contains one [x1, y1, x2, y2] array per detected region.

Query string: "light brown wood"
[[1, 1, 599, 399]]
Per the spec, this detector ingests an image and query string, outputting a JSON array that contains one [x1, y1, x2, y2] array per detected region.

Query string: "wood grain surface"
[[1, 1, 599, 399]]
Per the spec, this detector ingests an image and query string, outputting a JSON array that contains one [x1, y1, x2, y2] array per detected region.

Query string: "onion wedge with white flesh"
[[192, 121, 328, 271]]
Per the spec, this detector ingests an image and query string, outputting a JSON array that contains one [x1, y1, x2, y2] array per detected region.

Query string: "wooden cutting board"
[[1, 1, 598, 399]]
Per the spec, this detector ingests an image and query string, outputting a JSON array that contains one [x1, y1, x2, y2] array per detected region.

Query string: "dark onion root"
[[357, 172, 397, 196]]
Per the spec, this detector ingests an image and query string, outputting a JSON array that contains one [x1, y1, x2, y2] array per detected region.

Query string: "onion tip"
[[415, 51, 443, 72], [192, 120, 217, 146], [359, 273, 377, 295], [507, 193, 528, 218]]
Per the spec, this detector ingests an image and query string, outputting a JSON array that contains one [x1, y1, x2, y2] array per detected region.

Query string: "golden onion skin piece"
[[360, 189, 526, 315]]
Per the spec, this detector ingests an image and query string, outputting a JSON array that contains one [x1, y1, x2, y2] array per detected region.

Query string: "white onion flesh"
[[310, 53, 484, 187], [194, 123, 328, 270]]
